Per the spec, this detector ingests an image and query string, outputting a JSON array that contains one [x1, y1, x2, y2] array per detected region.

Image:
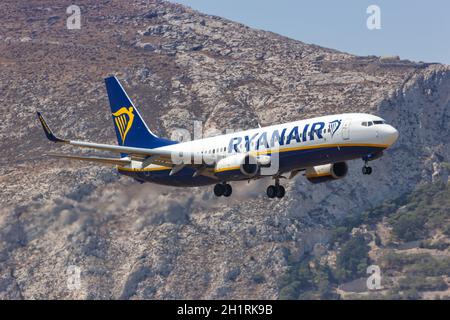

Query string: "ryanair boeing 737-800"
[[37, 76, 399, 199]]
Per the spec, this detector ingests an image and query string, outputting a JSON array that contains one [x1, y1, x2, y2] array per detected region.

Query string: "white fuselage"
[[118, 113, 398, 186]]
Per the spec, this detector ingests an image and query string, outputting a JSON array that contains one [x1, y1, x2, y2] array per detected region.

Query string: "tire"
[[214, 184, 225, 197], [362, 166, 373, 175], [223, 184, 232, 197], [267, 185, 276, 198], [276, 185, 285, 198]]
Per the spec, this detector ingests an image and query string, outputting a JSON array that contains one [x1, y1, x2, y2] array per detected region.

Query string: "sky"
[[169, 0, 450, 65]]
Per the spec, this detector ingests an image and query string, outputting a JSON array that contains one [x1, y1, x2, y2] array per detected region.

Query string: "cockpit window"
[[363, 120, 387, 127]]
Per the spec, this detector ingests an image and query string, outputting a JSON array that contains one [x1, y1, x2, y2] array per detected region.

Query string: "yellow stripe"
[[214, 143, 387, 173], [117, 143, 387, 173], [118, 166, 171, 172], [254, 143, 389, 156], [119, 165, 241, 174], [214, 166, 240, 173]]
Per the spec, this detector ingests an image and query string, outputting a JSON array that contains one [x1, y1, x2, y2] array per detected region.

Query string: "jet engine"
[[215, 154, 271, 180], [305, 162, 348, 184]]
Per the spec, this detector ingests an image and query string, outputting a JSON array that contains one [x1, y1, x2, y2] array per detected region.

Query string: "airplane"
[[37, 76, 399, 199]]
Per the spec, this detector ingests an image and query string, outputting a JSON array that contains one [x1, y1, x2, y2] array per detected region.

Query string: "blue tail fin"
[[104, 76, 175, 150]]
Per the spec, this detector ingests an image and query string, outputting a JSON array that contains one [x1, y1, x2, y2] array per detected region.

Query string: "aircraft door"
[[342, 119, 351, 140]]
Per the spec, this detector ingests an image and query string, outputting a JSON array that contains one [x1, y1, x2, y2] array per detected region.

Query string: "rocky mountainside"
[[0, 0, 449, 299]]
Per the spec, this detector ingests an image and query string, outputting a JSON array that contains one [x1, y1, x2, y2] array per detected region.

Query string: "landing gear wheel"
[[276, 185, 285, 198], [267, 185, 277, 198], [223, 184, 232, 197], [214, 184, 225, 197], [362, 166, 372, 175], [267, 185, 285, 198]]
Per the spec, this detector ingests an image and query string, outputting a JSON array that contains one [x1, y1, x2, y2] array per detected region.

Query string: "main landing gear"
[[214, 182, 232, 197], [362, 160, 373, 175], [266, 178, 285, 199]]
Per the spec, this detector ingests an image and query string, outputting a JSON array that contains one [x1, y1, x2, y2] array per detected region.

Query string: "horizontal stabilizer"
[[47, 153, 131, 166]]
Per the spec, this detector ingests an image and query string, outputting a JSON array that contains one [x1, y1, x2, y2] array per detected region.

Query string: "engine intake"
[[241, 155, 259, 176]]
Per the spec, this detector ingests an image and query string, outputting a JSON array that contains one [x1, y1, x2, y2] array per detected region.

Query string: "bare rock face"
[[0, 0, 449, 299]]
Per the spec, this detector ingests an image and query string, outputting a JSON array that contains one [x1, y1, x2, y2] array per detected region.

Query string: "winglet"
[[36, 112, 68, 143]]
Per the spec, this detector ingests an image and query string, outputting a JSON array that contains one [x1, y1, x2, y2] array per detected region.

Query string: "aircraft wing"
[[37, 112, 183, 162], [46, 153, 131, 166]]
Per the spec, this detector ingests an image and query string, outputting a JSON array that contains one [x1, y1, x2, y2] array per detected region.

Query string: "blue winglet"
[[37, 112, 67, 143]]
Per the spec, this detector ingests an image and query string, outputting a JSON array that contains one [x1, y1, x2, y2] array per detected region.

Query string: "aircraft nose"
[[383, 125, 399, 145]]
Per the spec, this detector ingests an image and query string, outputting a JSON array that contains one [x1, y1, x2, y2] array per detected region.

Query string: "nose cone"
[[383, 125, 399, 146]]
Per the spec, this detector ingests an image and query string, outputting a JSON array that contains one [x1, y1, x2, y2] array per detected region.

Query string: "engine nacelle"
[[215, 154, 267, 180], [305, 162, 348, 184]]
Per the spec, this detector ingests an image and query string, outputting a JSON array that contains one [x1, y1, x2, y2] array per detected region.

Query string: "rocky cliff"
[[0, 0, 449, 299]]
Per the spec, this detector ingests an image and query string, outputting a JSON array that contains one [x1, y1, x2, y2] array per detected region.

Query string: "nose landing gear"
[[362, 166, 372, 175], [362, 160, 372, 175]]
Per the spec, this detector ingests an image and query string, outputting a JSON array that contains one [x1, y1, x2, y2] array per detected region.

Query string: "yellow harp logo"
[[112, 106, 134, 144]]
